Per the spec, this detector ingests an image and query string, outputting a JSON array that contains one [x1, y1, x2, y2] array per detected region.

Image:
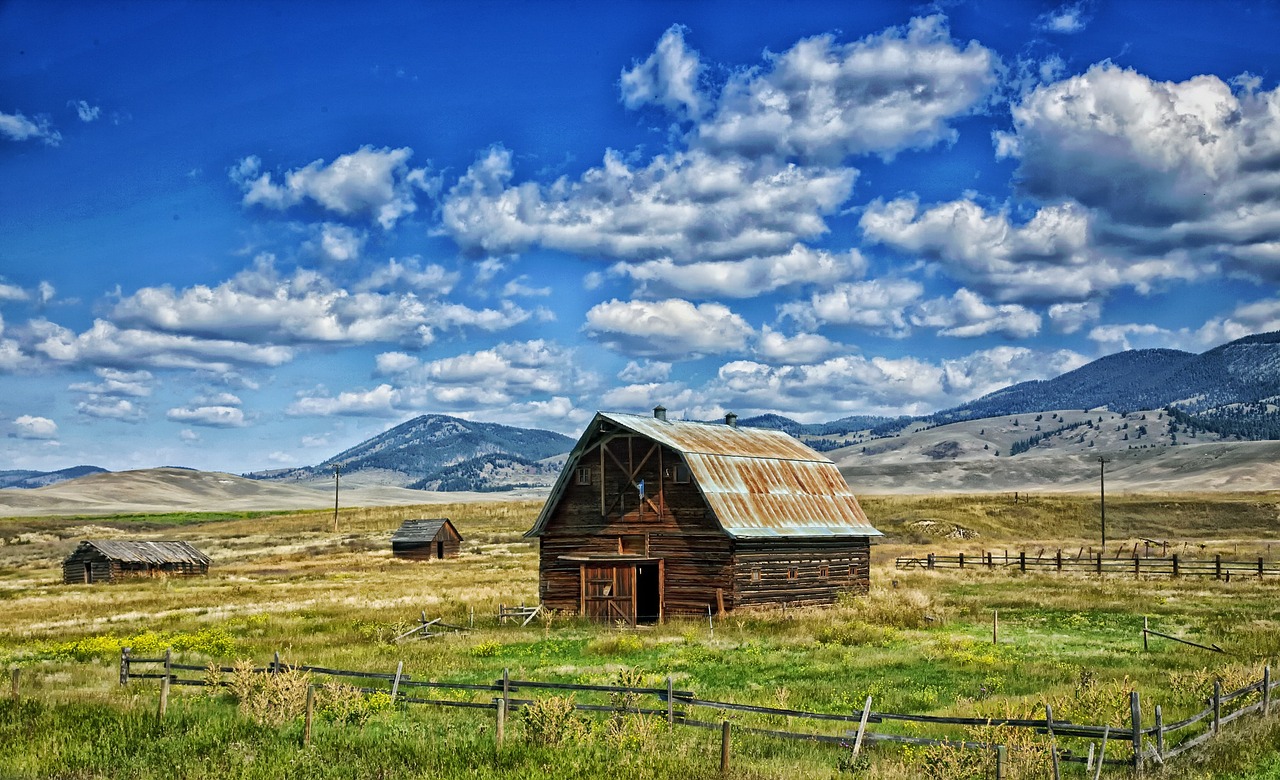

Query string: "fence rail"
[[112, 647, 1280, 775], [897, 550, 1280, 580]]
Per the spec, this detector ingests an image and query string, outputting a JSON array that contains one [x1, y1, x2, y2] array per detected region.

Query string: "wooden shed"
[[63, 540, 211, 584], [526, 407, 881, 624], [391, 518, 463, 560]]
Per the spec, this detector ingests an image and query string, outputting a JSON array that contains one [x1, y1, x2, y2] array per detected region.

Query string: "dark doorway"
[[635, 564, 660, 624], [436, 540, 444, 559]]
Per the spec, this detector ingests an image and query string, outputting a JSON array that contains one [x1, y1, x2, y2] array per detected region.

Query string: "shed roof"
[[391, 518, 461, 544], [70, 540, 211, 565], [528, 412, 880, 539]]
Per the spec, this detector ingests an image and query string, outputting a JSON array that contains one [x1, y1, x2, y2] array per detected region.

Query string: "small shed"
[[391, 518, 463, 560], [527, 407, 881, 624], [63, 540, 211, 584]]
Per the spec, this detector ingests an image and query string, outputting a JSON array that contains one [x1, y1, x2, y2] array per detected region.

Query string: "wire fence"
[[897, 549, 1280, 580]]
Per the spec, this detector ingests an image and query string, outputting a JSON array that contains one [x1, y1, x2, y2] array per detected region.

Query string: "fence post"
[[959, 552, 965, 570], [851, 696, 872, 759], [1154, 704, 1164, 761], [1260, 557, 1265, 579], [1172, 553, 1179, 577], [1096, 553, 1102, 575], [927, 553, 935, 570], [391, 660, 403, 701], [1095, 726, 1109, 780], [303, 685, 315, 746], [1134, 553, 1140, 579], [120, 646, 131, 686], [995, 744, 1006, 780], [157, 672, 170, 721], [502, 667, 510, 712], [666, 676, 674, 725], [720, 720, 731, 773], [164, 648, 172, 685], [1131, 690, 1143, 777], [993, 609, 998, 645], [1046, 704, 1061, 780], [1143, 616, 1149, 651], [1056, 549, 1062, 572], [1213, 680, 1222, 734], [1265, 666, 1272, 717], [1216, 554, 1222, 581], [496, 696, 506, 748], [1020, 552, 1026, 573], [272, 651, 280, 674]]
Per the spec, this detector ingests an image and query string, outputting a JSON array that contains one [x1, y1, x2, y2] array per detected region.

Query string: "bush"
[[520, 695, 585, 747]]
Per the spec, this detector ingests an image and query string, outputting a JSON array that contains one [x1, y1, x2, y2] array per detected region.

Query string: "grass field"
[[2, 493, 1280, 778]]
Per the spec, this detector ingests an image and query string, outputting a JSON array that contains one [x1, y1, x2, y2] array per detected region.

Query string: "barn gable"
[[528, 409, 880, 623]]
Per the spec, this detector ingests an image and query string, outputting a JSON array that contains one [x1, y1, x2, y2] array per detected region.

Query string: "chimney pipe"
[[725, 412, 738, 427], [653, 405, 667, 422]]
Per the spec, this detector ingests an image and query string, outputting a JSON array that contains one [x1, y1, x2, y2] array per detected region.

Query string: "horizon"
[[3, 1, 1279, 473]]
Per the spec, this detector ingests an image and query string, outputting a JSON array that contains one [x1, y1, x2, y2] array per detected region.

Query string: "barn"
[[526, 407, 881, 623], [62, 540, 211, 584], [391, 518, 463, 560]]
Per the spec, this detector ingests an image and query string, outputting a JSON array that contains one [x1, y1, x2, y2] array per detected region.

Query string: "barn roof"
[[528, 411, 880, 539], [69, 540, 211, 565], [391, 518, 461, 544]]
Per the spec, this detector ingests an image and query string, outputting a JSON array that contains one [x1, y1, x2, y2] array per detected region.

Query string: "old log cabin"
[[526, 407, 880, 624], [63, 540, 211, 584], [391, 518, 463, 560]]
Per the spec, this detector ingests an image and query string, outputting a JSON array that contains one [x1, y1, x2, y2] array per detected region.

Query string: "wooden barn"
[[62, 540, 210, 584], [391, 518, 463, 560], [526, 407, 881, 623]]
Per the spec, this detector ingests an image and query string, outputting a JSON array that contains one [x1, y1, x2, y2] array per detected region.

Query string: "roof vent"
[[725, 412, 738, 428], [653, 405, 667, 421]]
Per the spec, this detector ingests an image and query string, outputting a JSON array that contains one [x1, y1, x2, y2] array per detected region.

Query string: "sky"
[[2, 0, 1280, 474]]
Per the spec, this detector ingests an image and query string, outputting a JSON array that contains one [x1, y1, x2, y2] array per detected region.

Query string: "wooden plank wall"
[[732, 538, 870, 608]]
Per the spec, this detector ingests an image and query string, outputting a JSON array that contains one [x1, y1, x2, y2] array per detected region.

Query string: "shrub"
[[223, 659, 312, 726], [520, 695, 585, 747]]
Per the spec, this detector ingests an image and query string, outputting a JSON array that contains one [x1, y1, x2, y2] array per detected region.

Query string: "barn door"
[[581, 564, 636, 625]]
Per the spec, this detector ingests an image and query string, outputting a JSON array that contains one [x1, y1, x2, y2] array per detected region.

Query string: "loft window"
[[619, 536, 645, 555], [751, 569, 761, 583], [787, 568, 798, 581], [672, 464, 691, 484], [819, 565, 829, 579], [575, 467, 592, 486]]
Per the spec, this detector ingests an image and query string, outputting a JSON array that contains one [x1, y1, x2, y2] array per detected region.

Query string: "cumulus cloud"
[[1092, 295, 1280, 353], [13, 415, 57, 440], [287, 384, 402, 417], [997, 63, 1280, 280], [693, 15, 1000, 162], [166, 405, 249, 428], [1036, 3, 1091, 34], [68, 368, 155, 397], [69, 100, 101, 122], [620, 24, 705, 118], [307, 223, 367, 262], [779, 279, 923, 334], [1048, 301, 1101, 334], [230, 146, 436, 229], [179, 429, 200, 443], [753, 326, 848, 364], [584, 298, 754, 359], [441, 146, 855, 263], [910, 288, 1041, 338], [27, 318, 292, 373], [610, 245, 865, 298], [355, 257, 458, 293], [110, 256, 526, 349], [500, 276, 552, 297], [76, 397, 145, 422], [0, 110, 61, 145], [617, 359, 672, 383], [712, 346, 1087, 416]]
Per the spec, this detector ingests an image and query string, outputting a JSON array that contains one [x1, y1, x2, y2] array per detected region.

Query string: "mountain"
[[0, 465, 109, 490], [928, 331, 1280, 437], [248, 414, 574, 491]]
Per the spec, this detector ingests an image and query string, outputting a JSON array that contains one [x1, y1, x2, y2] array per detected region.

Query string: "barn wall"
[[538, 435, 734, 617], [731, 537, 871, 608]]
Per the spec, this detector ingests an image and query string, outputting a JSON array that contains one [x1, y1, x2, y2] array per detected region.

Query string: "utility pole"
[[1098, 456, 1109, 551], [333, 464, 341, 534]]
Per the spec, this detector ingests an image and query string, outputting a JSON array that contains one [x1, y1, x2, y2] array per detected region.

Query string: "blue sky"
[[3, 0, 1280, 473]]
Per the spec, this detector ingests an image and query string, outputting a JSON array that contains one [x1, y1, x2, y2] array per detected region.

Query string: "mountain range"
[[6, 331, 1278, 493]]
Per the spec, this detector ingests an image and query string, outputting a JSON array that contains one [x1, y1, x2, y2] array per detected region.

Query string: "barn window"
[[672, 464, 691, 483], [819, 565, 829, 579], [619, 536, 645, 555], [751, 568, 761, 583], [787, 567, 798, 580], [576, 467, 592, 485]]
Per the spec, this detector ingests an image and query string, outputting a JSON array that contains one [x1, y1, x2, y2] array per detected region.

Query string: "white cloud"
[[76, 397, 145, 422], [37, 281, 55, 305], [1047, 301, 1101, 334], [69, 100, 101, 122], [1036, 3, 1090, 34], [584, 298, 754, 359], [194, 391, 242, 406], [230, 145, 436, 229], [753, 326, 848, 364], [910, 288, 1041, 338], [179, 429, 201, 443], [356, 257, 458, 293], [68, 368, 155, 397], [601, 381, 698, 412], [307, 223, 367, 262], [0, 110, 61, 145], [13, 415, 57, 440], [779, 278, 923, 334], [28, 318, 292, 372], [166, 405, 249, 428], [0, 281, 29, 301], [500, 275, 552, 297], [617, 359, 672, 383], [694, 15, 1000, 162], [1092, 296, 1280, 353], [111, 255, 525, 349], [441, 146, 855, 263], [620, 24, 705, 119], [610, 244, 865, 298]]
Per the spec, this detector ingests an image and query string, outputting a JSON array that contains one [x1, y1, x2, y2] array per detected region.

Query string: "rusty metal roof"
[[528, 412, 879, 538], [68, 540, 211, 565]]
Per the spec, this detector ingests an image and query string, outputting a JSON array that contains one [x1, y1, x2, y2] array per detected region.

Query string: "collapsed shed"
[[391, 518, 463, 560], [526, 407, 881, 624], [63, 540, 211, 584]]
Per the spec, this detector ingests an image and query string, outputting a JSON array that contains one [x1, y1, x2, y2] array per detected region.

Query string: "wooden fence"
[[897, 549, 1280, 580], [112, 648, 1280, 776]]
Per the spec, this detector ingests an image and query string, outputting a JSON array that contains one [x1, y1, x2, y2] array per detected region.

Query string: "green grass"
[[2, 493, 1280, 777]]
